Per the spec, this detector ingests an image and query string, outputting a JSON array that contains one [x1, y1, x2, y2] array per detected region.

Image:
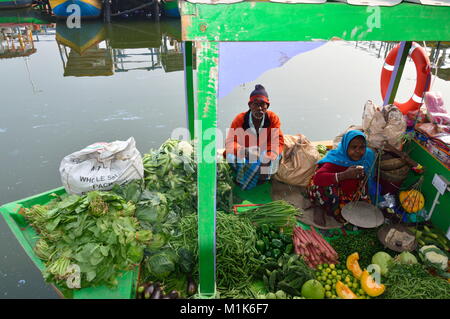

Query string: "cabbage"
[[395, 251, 418, 265], [372, 251, 393, 276]]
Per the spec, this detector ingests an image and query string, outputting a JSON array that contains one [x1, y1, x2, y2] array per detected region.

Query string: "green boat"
[[0, 0, 33, 9], [1, 1, 449, 299], [0, 187, 140, 299], [0, 7, 53, 25]]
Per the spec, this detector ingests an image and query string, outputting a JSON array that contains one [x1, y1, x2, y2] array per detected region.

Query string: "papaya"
[[335, 281, 358, 299], [346, 252, 363, 280], [399, 190, 425, 213], [360, 270, 385, 297]]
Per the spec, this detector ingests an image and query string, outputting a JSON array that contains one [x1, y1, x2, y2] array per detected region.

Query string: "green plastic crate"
[[0, 187, 139, 299]]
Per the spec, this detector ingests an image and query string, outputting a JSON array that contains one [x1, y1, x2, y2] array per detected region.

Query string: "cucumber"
[[284, 272, 298, 283], [263, 274, 269, 290], [427, 233, 439, 239], [423, 225, 432, 233], [269, 270, 278, 292]]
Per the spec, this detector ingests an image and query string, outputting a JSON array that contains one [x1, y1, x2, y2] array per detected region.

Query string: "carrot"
[[299, 243, 310, 257], [310, 227, 338, 260]]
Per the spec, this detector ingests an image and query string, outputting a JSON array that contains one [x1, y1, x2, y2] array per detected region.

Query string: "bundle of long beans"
[[237, 200, 302, 235]]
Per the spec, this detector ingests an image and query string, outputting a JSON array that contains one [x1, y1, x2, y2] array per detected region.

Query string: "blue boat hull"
[[162, 1, 179, 18], [52, 0, 102, 19]]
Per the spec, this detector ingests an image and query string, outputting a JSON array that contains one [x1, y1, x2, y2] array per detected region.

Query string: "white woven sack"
[[59, 137, 144, 195]]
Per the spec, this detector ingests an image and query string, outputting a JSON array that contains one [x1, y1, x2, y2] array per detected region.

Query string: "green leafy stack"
[[23, 191, 151, 289], [142, 139, 234, 216]]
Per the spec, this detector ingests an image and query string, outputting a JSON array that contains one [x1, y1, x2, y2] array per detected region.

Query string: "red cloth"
[[312, 162, 361, 196], [225, 110, 284, 160]]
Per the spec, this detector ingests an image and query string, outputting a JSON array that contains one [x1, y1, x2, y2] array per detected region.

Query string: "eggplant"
[[144, 283, 156, 299], [168, 290, 179, 299], [150, 285, 162, 299], [186, 276, 197, 296]]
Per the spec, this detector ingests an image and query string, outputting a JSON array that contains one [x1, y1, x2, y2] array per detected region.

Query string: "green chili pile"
[[329, 228, 389, 269]]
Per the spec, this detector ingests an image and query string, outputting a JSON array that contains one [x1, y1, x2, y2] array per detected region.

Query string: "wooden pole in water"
[[153, 0, 160, 22], [103, 0, 111, 23]]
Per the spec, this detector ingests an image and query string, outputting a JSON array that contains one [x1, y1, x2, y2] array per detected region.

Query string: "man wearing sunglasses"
[[225, 84, 284, 190]]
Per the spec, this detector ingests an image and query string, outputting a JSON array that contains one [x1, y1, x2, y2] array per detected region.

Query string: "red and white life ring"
[[380, 42, 431, 115]]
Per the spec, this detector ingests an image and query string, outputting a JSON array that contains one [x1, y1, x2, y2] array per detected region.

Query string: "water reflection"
[[54, 20, 184, 77], [351, 41, 450, 81], [0, 25, 36, 58]]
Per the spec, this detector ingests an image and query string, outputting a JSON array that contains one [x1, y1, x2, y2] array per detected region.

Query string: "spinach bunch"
[[24, 191, 151, 289]]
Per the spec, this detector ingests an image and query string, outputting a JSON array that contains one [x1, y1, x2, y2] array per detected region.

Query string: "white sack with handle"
[[59, 137, 144, 195]]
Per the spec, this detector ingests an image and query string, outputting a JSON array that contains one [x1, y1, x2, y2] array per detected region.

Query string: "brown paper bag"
[[274, 134, 321, 187]]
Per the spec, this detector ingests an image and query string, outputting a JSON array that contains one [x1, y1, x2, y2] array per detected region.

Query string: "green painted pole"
[[384, 41, 412, 106], [183, 41, 195, 140], [195, 41, 219, 297]]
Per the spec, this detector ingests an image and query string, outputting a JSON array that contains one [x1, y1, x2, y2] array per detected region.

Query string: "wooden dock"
[[103, 0, 161, 23], [31, 0, 161, 22]]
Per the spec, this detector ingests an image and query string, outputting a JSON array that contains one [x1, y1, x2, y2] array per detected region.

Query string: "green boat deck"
[[0, 187, 139, 299]]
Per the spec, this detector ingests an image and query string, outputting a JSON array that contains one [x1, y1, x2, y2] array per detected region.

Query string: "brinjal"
[[150, 285, 162, 299], [168, 290, 179, 299], [186, 276, 197, 296], [144, 283, 156, 299]]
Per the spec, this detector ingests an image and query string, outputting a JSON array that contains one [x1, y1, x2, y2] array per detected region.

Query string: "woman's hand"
[[338, 165, 365, 181]]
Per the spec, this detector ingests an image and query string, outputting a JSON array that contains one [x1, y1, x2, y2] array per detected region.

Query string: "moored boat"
[[49, 0, 102, 19], [0, 0, 33, 9], [162, 0, 180, 18]]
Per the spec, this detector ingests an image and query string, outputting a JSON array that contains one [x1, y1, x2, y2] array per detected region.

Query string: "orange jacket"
[[225, 110, 284, 160]]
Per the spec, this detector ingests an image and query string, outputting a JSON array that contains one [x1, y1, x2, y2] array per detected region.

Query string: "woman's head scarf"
[[318, 130, 375, 177]]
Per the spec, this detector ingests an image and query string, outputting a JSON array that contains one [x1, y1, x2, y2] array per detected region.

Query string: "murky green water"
[[0, 13, 449, 298]]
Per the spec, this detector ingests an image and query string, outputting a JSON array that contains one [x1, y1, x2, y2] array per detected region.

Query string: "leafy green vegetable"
[[23, 191, 147, 289], [145, 250, 178, 278]]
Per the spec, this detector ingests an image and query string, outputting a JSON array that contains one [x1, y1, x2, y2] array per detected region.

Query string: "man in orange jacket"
[[225, 84, 284, 190]]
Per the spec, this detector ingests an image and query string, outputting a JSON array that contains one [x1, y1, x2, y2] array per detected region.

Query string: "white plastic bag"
[[59, 137, 144, 195]]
